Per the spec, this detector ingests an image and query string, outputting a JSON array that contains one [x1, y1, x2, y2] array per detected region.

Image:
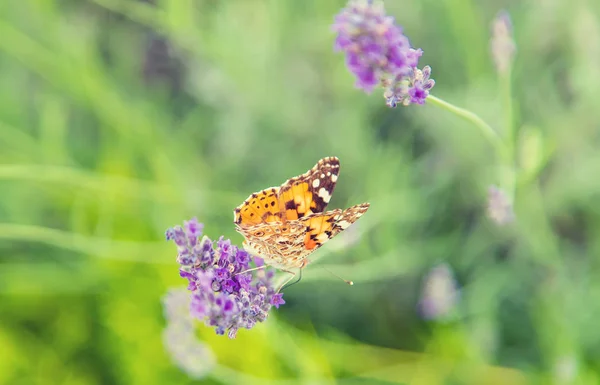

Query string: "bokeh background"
[[1, 0, 600, 384]]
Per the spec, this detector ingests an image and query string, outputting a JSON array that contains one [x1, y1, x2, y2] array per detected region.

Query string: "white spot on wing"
[[316, 233, 329, 242], [337, 220, 351, 229], [318, 187, 331, 202], [312, 179, 320, 188], [331, 174, 338, 182]]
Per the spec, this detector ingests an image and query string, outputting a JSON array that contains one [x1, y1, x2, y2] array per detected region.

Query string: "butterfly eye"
[[254, 230, 265, 237]]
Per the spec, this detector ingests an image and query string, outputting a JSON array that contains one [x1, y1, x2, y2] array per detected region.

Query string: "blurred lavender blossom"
[[487, 185, 515, 225], [165, 218, 284, 339], [332, 0, 434, 106], [490, 10, 516, 74], [162, 289, 216, 379], [418, 263, 460, 321]]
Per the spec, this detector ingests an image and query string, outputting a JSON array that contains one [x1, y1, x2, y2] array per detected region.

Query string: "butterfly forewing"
[[277, 156, 340, 220], [234, 187, 283, 226]]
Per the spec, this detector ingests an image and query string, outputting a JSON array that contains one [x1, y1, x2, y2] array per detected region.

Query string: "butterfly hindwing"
[[300, 202, 370, 251], [277, 157, 340, 221]]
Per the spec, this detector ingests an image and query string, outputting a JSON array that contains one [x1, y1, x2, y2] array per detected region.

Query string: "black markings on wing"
[[300, 202, 370, 251], [278, 156, 341, 220], [234, 187, 283, 226]]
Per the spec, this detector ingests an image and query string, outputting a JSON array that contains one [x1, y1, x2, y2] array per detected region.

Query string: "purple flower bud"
[[166, 226, 187, 248], [186, 281, 197, 292], [177, 250, 194, 266], [195, 271, 214, 291], [165, 228, 176, 241], [236, 273, 252, 290], [217, 237, 233, 258], [198, 239, 214, 264], [235, 249, 251, 267], [384, 64, 434, 107], [270, 293, 286, 309], [222, 279, 239, 294], [190, 294, 207, 318], [214, 267, 230, 282], [223, 298, 235, 313], [243, 318, 256, 330], [179, 269, 194, 281], [184, 217, 203, 238]]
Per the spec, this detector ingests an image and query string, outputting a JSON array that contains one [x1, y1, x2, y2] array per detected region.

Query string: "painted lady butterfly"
[[234, 157, 369, 286]]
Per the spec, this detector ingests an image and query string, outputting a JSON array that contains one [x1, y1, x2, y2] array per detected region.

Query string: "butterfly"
[[233, 157, 369, 289]]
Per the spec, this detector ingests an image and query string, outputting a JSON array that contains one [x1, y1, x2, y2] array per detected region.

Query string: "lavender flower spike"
[[490, 10, 516, 74], [487, 185, 515, 225], [165, 218, 284, 339], [332, 0, 420, 92], [332, 0, 434, 106], [418, 263, 460, 321]]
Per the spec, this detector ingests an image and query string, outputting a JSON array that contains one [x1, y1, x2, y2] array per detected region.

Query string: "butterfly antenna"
[[321, 266, 354, 286], [236, 265, 266, 275]]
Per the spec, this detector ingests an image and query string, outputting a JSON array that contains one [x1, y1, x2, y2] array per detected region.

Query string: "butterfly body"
[[234, 157, 369, 273]]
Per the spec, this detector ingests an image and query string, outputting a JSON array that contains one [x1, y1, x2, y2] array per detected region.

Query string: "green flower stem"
[[426, 94, 519, 206], [499, 68, 517, 203], [426, 94, 507, 157], [500, 69, 515, 150]]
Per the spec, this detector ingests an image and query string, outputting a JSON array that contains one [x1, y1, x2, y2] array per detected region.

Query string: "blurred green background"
[[1, 0, 600, 384]]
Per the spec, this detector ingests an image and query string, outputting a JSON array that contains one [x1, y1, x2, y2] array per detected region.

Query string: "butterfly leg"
[[277, 268, 303, 292]]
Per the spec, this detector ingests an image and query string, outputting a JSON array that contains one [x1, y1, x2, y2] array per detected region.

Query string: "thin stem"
[[499, 68, 517, 203], [501, 68, 515, 149], [426, 94, 507, 158]]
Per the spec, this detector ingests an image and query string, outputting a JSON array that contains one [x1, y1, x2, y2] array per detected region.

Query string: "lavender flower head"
[[490, 10, 516, 74], [332, 0, 434, 106], [165, 218, 285, 339]]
